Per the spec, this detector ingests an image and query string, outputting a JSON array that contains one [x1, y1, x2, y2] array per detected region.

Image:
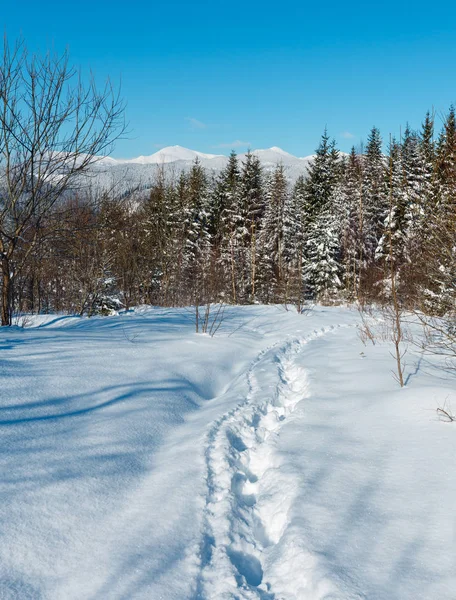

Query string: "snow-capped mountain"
[[106, 145, 312, 168], [124, 145, 223, 165], [86, 145, 314, 198], [249, 146, 299, 164]]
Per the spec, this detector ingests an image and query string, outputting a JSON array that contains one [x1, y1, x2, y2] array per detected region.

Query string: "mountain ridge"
[[106, 145, 314, 166], [85, 145, 318, 198]]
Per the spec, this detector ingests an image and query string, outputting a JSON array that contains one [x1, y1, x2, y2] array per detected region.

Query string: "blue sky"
[[3, 1, 456, 158]]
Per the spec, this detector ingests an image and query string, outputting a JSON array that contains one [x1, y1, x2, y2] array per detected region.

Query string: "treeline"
[[10, 108, 456, 317]]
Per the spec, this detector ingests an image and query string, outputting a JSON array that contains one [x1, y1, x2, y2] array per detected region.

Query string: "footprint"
[[227, 548, 263, 587], [226, 429, 248, 452], [231, 472, 256, 507]]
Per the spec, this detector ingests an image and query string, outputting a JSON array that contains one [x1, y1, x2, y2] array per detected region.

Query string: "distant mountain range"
[[87, 145, 316, 198], [100, 145, 314, 168]]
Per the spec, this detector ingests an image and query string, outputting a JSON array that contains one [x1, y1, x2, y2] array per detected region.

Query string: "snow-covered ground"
[[0, 306, 454, 599]]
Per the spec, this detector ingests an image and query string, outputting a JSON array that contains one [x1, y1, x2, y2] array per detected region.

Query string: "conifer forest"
[[4, 109, 455, 323]]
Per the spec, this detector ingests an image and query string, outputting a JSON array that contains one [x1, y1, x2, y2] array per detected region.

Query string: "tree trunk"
[[251, 223, 256, 303], [1, 257, 12, 326], [230, 237, 237, 303]]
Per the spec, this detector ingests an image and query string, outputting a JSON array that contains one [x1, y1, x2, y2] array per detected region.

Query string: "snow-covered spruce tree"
[[416, 111, 438, 251], [362, 127, 388, 271], [402, 126, 428, 249], [375, 138, 408, 295], [142, 171, 192, 306], [161, 172, 191, 305], [257, 164, 288, 302], [340, 147, 365, 299], [212, 151, 243, 302], [282, 175, 306, 309], [420, 111, 437, 203], [240, 151, 265, 302], [141, 168, 173, 304], [182, 159, 214, 306], [423, 106, 456, 315], [303, 130, 343, 301], [410, 107, 455, 364], [395, 121, 435, 300]]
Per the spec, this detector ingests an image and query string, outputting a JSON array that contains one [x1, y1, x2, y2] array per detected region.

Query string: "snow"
[[95, 145, 315, 168], [263, 147, 295, 157], [125, 145, 224, 165], [249, 147, 312, 169], [77, 146, 317, 196], [0, 306, 455, 599]]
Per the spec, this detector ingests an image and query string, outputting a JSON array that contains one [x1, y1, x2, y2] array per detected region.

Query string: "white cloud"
[[187, 117, 207, 130], [341, 131, 355, 139], [213, 140, 251, 149]]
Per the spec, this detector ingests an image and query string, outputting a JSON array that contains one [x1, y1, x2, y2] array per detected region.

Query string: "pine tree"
[[304, 129, 337, 219], [376, 138, 407, 259], [426, 107, 456, 312], [213, 151, 242, 301], [303, 130, 342, 300], [388, 113, 438, 304], [421, 111, 436, 174], [400, 125, 429, 263], [282, 175, 306, 308], [257, 164, 288, 302], [161, 172, 189, 305], [340, 147, 364, 298], [182, 159, 213, 304], [363, 127, 388, 266], [436, 106, 456, 208], [240, 151, 265, 302], [141, 168, 171, 302], [417, 111, 437, 237]]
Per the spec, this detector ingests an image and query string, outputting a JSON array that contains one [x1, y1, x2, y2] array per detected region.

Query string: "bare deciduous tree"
[[0, 37, 125, 325]]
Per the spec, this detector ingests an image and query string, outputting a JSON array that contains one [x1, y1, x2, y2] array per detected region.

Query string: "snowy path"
[[197, 325, 349, 599]]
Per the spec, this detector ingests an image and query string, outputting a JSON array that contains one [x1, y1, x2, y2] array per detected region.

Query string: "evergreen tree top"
[[366, 127, 383, 159]]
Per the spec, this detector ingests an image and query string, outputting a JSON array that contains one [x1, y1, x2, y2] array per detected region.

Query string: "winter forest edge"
[[5, 111, 455, 326]]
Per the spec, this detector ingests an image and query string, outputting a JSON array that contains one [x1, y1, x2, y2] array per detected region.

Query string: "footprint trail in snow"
[[196, 325, 346, 600]]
